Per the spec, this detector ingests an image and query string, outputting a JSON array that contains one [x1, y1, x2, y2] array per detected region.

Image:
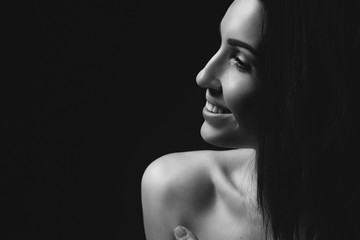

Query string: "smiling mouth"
[[205, 101, 231, 114]]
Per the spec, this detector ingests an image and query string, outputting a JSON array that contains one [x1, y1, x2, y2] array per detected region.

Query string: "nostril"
[[209, 88, 222, 97]]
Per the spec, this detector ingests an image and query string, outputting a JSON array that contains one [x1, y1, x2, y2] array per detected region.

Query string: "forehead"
[[221, 0, 264, 50]]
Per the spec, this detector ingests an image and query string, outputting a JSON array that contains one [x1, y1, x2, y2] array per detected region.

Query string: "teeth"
[[205, 101, 212, 111], [205, 101, 228, 114]]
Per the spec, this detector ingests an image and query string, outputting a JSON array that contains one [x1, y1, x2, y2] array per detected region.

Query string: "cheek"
[[224, 77, 257, 116]]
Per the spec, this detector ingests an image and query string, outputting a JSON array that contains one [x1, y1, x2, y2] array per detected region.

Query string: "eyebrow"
[[226, 38, 259, 57], [219, 22, 259, 57]]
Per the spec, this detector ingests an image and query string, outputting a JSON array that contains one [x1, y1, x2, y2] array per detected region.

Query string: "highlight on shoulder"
[[141, 150, 217, 240], [141, 150, 216, 196]]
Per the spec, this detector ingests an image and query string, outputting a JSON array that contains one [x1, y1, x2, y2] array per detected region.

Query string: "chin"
[[200, 122, 255, 149]]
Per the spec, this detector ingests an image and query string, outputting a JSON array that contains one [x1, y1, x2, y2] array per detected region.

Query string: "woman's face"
[[197, 0, 264, 148]]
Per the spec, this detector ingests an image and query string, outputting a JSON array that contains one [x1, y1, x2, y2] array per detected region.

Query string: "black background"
[[5, 1, 231, 239]]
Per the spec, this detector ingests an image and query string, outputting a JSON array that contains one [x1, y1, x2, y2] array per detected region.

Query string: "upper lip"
[[205, 91, 230, 111]]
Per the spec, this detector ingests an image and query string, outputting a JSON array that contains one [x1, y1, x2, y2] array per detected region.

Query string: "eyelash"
[[230, 54, 251, 72]]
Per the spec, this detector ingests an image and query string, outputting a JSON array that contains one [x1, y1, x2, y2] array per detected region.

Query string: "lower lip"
[[202, 107, 233, 127]]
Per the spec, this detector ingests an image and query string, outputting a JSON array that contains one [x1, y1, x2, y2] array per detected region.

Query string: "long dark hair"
[[255, 0, 360, 239]]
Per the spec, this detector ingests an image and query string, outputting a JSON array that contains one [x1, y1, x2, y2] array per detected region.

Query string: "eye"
[[230, 53, 251, 72]]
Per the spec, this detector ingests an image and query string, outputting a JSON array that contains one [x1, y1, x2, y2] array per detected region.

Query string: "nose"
[[196, 50, 222, 91]]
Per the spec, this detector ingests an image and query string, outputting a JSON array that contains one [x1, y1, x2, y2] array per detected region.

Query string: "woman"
[[142, 0, 360, 239]]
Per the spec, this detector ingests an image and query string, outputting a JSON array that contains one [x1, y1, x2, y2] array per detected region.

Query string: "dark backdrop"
[[6, 1, 230, 239]]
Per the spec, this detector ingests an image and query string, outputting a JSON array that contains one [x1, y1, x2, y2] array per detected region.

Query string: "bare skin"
[[142, 149, 266, 240], [141, 0, 267, 239]]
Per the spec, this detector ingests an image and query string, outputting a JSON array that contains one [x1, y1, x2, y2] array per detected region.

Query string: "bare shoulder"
[[142, 150, 216, 183], [141, 150, 217, 203], [141, 150, 218, 240], [141, 148, 253, 179], [141, 149, 259, 240], [141, 148, 255, 207]]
